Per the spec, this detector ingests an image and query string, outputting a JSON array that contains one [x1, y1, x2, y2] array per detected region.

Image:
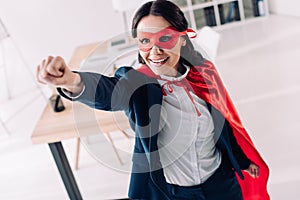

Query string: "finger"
[[45, 56, 54, 66], [246, 168, 256, 178], [41, 58, 48, 73], [255, 167, 260, 177], [39, 64, 60, 85], [36, 65, 47, 84], [252, 167, 259, 178], [38, 57, 52, 78], [251, 168, 256, 178], [47, 57, 64, 77], [42, 74, 64, 86], [46, 63, 64, 77]]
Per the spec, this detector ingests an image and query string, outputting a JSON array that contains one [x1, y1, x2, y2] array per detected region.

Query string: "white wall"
[[268, 0, 300, 17], [1, 0, 297, 72], [0, 0, 126, 72]]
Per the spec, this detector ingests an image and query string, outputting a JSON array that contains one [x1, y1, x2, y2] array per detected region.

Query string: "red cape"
[[137, 61, 270, 200]]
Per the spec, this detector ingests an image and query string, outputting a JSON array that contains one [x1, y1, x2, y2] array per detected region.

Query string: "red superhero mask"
[[137, 26, 197, 52]]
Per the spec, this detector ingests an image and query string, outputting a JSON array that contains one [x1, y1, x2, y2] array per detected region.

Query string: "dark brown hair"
[[131, 0, 205, 66]]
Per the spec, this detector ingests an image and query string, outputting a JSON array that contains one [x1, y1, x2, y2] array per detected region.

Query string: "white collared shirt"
[[157, 65, 221, 186]]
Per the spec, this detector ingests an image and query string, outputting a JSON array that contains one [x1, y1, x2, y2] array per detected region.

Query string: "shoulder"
[[114, 66, 159, 85]]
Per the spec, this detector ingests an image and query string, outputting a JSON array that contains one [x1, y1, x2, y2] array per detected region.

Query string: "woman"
[[37, 0, 269, 199]]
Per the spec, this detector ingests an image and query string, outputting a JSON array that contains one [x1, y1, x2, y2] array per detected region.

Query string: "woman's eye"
[[139, 38, 150, 44], [159, 35, 172, 42]]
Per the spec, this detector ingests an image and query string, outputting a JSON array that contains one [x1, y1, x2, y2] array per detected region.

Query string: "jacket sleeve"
[[58, 68, 132, 111]]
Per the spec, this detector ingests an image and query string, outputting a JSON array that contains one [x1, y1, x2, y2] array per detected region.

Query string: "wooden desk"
[[31, 42, 130, 200]]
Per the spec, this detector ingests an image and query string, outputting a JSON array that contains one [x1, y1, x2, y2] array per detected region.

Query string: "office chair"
[[196, 26, 221, 62]]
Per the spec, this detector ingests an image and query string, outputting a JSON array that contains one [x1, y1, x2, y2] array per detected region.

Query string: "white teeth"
[[151, 57, 168, 63]]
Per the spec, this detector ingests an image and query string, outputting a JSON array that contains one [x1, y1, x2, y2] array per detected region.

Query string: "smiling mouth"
[[149, 57, 169, 65]]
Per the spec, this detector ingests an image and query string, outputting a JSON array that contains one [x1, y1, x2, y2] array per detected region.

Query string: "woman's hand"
[[245, 162, 260, 178], [36, 56, 83, 94]]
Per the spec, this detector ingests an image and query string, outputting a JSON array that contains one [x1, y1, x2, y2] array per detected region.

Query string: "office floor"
[[1, 14, 300, 200]]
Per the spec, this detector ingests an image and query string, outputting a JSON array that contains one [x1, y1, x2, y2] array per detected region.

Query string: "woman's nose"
[[150, 45, 163, 54]]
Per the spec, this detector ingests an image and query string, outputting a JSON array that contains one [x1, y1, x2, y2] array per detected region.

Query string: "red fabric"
[[137, 27, 186, 51], [137, 61, 270, 200], [137, 26, 197, 52]]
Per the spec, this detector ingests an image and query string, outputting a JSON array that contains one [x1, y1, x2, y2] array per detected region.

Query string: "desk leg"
[[49, 142, 83, 200]]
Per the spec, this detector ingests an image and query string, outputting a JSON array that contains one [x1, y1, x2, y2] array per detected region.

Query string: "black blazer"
[[58, 67, 250, 200]]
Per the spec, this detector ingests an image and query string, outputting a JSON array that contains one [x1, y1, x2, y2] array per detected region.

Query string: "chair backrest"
[[195, 26, 221, 62]]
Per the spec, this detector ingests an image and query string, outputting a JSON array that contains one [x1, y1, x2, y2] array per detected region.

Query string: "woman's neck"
[[176, 63, 186, 77]]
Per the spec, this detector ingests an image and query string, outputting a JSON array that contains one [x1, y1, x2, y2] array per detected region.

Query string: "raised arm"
[[37, 56, 134, 111], [36, 56, 84, 95]]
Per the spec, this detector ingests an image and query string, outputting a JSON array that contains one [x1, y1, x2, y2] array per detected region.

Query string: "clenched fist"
[[36, 56, 83, 94], [245, 162, 260, 178]]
